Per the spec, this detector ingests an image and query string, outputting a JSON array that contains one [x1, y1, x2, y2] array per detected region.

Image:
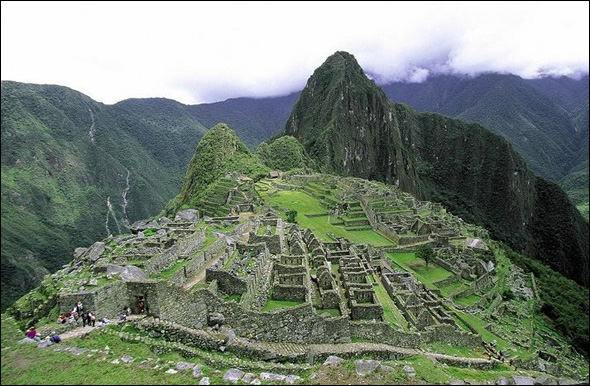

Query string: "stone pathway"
[[59, 325, 95, 340], [57, 315, 146, 341], [234, 337, 495, 368]]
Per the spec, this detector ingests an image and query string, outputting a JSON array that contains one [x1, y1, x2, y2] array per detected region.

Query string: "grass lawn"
[[373, 278, 409, 330], [439, 281, 469, 298], [260, 190, 393, 247], [388, 252, 453, 289], [455, 294, 482, 308], [261, 299, 303, 312]]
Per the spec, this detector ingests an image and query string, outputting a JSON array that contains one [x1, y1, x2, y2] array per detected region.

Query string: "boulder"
[[511, 377, 535, 385], [223, 368, 244, 384], [199, 377, 210, 385], [106, 264, 126, 279], [355, 359, 381, 376], [85, 242, 106, 262], [323, 355, 344, 366], [175, 362, 195, 372], [207, 312, 225, 327], [74, 247, 88, 259], [130, 219, 150, 234], [121, 265, 148, 281], [192, 365, 203, 378], [106, 265, 147, 281], [241, 373, 256, 383], [260, 373, 286, 382], [175, 209, 199, 223], [285, 375, 302, 384]]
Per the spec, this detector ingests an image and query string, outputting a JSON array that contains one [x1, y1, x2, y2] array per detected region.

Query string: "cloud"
[[1, 2, 588, 104]]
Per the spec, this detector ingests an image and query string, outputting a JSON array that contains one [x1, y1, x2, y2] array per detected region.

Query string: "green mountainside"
[[381, 75, 589, 220], [191, 93, 299, 148], [284, 52, 589, 287], [167, 123, 269, 214], [0, 82, 208, 310], [255, 135, 313, 172]]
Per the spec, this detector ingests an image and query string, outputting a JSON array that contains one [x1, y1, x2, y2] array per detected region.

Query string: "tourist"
[[88, 311, 96, 327], [82, 311, 89, 327], [137, 300, 145, 314], [49, 332, 61, 344], [57, 314, 67, 325], [34, 333, 41, 342], [77, 301, 84, 314], [248, 332, 254, 343], [25, 326, 37, 339], [69, 313, 77, 326]]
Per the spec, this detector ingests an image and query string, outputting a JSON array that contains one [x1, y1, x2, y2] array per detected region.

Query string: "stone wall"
[[349, 321, 421, 348], [272, 284, 307, 302], [249, 234, 282, 254], [152, 287, 351, 344], [169, 239, 226, 286], [431, 255, 461, 276], [321, 290, 341, 309], [206, 269, 247, 295], [145, 229, 206, 275], [398, 234, 430, 246], [125, 281, 160, 315], [454, 271, 496, 299], [350, 303, 383, 320], [375, 224, 400, 242], [58, 291, 97, 314], [94, 281, 127, 319], [422, 324, 481, 348]]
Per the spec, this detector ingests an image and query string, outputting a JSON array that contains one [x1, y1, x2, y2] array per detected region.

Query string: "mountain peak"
[[309, 51, 367, 84], [284, 52, 421, 193]]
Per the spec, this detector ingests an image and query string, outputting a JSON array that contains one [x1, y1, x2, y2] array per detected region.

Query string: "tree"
[[417, 246, 434, 268], [286, 209, 298, 224]]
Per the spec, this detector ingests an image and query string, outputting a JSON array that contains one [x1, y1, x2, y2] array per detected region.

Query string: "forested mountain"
[[381, 74, 589, 219], [283, 52, 589, 286], [0, 82, 207, 310], [2, 69, 587, 309], [191, 93, 299, 148]]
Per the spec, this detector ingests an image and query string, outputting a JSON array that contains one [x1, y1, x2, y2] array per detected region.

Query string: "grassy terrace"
[[387, 252, 454, 290], [258, 189, 393, 247], [261, 299, 303, 312], [317, 308, 340, 317], [372, 276, 409, 330]]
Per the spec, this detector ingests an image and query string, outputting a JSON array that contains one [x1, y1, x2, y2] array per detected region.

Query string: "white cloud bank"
[[2, 1, 588, 104]]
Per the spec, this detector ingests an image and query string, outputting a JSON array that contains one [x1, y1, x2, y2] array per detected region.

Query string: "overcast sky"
[[2, 1, 588, 104]]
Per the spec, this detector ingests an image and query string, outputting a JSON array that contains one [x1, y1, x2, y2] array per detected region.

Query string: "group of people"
[[24, 326, 61, 344], [56, 301, 97, 327], [119, 300, 146, 321], [482, 340, 506, 362]]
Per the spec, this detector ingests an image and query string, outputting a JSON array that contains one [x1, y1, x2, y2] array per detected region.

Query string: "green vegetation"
[[285, 209, 298, 224], [171, 123, 269, 213], [0, 81, 210, 310], [416, 246, 434, 267], [317, 308, 340, 317], [281, 51, 588, 289], [259, 189, 393, 246], [387, 252, 453, 289], [504, 245, 589, 356], [372, 278, 409, 330], [256, 135, 312, 171], [261, 299, 303, 312]]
